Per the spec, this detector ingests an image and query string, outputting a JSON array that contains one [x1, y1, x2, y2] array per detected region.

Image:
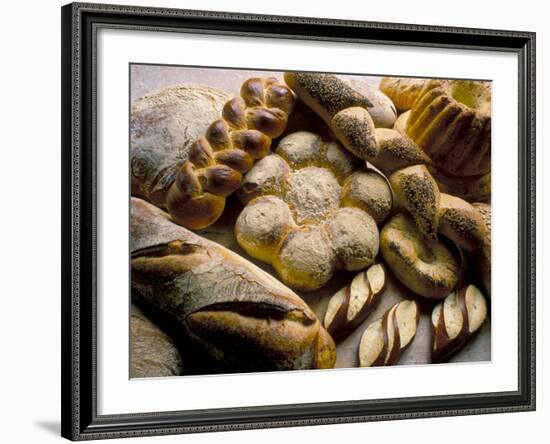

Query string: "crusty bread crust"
[[131, 197, 335, 370]]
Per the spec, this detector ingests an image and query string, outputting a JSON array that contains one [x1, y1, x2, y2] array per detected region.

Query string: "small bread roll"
[[326, 207, 379, 271], [359, 300, 419, 367], [380, 213, 460, 299], [235, 195, 296, 263], [345, 78, 397, 128], [341, 170, 393, 223], [236, 131, 391, 291], [431, 284, 488, 362], [272, 225, 337, 291]]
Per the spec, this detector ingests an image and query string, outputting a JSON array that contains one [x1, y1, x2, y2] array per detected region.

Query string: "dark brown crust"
[[432, 287, 472, 362], [326, 268, 386, 341], [371, 307, 400, 366], [167, 78, 295, 229]]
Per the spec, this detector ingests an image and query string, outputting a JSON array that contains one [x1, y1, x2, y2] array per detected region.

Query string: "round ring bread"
[[379, 77, 428, 112], [235, 131, 393, 291], [406, 79, 491, 178], [380, 212, 461, 300]]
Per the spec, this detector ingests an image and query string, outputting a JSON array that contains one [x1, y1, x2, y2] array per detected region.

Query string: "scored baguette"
[[431, 284, 488, 362], [324, 264, 386, 340], [130, 197, 336, 371], [358, 300, 419, 367]]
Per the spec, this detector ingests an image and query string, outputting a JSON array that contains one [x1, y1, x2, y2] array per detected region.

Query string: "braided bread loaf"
[[166, 77, 296, 229]]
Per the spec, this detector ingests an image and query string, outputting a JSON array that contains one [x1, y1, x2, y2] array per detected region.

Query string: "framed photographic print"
[[61, 2, 536, 440]]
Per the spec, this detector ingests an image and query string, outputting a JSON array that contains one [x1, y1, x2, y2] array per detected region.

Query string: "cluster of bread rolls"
[[235, 131, 392, 291], [129, 69, 491, 376]]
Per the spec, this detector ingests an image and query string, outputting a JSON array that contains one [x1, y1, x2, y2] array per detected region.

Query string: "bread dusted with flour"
[[235, 131, 392, 291], [131, 84, 231, 207], [166, 77, 296, 229], [130, 197, 335, 371], [130, 304, 183, 378]]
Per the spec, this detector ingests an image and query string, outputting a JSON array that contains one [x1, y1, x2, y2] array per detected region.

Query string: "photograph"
[[129, 65, 492, 377]]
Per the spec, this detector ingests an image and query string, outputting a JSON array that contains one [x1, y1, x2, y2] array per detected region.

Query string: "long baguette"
[[130, 197, 336, 371]]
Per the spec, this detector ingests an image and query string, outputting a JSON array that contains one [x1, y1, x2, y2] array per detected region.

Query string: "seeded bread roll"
[[131, 197, 336, 371], [131, 84, 231, 207], [368, 129, 487, 250], [236, 131, 392, 291], [284, 72, 379, 159], [380, 213, 461, 300], [468, 203, 491, 297], [130, 304, 183, 378]]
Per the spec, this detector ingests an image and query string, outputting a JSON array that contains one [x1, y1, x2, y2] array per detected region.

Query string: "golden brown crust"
[[379, 77, 428, 112], [380, 213, 460, 300], [406, 79, 491, 177], [390, 165, 441, 240], [131, 84, 231, 207], [131, 197, 335, 371], [236, 131, 390, 291], [166, 78, 296, 229]]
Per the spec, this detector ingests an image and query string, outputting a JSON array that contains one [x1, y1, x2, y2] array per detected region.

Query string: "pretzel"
[[166, 77, 296, 229]]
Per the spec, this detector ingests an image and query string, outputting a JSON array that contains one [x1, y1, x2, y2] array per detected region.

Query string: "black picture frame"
[[61, 2, 536, 440]]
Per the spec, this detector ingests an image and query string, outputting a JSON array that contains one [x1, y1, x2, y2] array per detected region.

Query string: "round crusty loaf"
[[131, 84, 231, 207], [380, 213, 461, 300], [131, 197, 336, 371]]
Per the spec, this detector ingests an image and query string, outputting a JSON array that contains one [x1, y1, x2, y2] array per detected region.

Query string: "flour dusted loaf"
[[166, 77, 296, 229], [130, 197, 335, 371], [131, 84, 231, 207], [236, 131, 393, 291], [130, 304, 183, 378]]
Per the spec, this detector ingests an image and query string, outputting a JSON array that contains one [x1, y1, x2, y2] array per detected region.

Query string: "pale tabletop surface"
[[131, 64, 491, 370]]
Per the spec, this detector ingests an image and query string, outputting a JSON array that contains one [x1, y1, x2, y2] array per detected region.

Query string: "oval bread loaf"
[[131, 84, 231, 207], [131, 197, 336, 371]]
